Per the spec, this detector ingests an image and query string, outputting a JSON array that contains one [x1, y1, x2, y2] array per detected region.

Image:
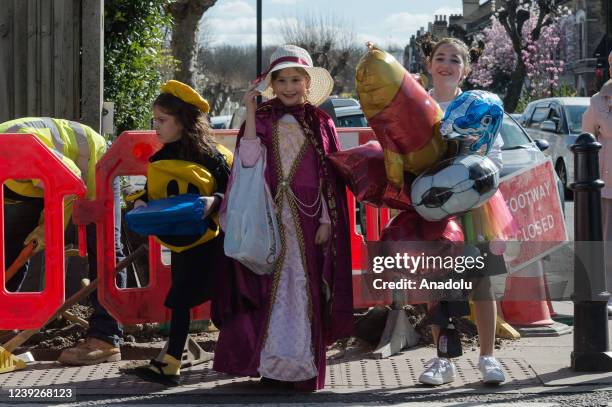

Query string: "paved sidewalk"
[[0, 303, 610, 406]]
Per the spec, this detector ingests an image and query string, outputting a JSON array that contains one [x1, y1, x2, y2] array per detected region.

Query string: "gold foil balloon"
[[356, 43, 447, 196]]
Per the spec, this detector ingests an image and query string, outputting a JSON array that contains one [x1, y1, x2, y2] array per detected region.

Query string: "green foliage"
[[515, 82, 577, 114], [515, 95, 534, 114], [552, 83, 578, 98], [339, 91, 358, 99], [104, 0, 174, 135]]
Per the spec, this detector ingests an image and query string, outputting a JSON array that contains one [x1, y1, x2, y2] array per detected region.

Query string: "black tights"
[[167, 307, 190, 360]]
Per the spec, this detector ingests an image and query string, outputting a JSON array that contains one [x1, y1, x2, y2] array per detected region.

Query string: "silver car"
[[319, 98, 368, 128], [520, 97, 590, 197], [501, 114, 565, 212]]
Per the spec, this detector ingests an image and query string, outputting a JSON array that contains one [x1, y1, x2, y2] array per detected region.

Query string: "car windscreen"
[[331, 99, 359, 108], [565, 105, 587, 133], [337, 114, 368, 128], [500, 117, 532, 149]]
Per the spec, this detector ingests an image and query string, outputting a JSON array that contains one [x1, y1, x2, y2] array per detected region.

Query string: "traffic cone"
[[501, 261, 571, 337]]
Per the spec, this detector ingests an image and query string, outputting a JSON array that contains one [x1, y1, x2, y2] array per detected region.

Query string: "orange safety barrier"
[[0, 134, 86, 329], [72, 131, 209, 325], [350, 198, 393, 310]]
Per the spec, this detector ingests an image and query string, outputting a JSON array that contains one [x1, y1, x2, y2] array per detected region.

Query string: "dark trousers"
[[3, 179, 126, 347]]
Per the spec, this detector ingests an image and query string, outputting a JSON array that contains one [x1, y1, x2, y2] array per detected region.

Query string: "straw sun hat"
[[256, 44, 334, 106]]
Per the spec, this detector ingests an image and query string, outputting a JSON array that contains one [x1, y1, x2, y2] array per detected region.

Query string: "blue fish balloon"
[[439, 90, 504, 154]]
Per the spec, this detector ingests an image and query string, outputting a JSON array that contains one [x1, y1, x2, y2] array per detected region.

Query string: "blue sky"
[[201, 0, 464, 48]]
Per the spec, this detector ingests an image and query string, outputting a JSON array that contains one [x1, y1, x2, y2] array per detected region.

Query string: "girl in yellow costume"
[[131, 80, 232, 386]]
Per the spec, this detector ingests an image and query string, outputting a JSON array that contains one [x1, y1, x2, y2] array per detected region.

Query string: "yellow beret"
[[161, 80, 209, 113]]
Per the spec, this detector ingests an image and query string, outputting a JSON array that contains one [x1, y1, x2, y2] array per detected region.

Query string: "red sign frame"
[[498, 159, 568, 271]]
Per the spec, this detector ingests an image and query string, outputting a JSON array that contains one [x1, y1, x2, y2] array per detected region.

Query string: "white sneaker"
[[418, 357, 456, 385], [478, 356, 505, 384], [607, 300, 612, 315]]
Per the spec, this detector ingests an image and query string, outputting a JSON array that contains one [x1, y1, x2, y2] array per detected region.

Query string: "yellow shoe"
[[133, 354, 181, 386]]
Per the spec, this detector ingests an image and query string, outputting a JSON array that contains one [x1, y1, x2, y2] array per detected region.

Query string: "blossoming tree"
[[469, 0, 569, 112]]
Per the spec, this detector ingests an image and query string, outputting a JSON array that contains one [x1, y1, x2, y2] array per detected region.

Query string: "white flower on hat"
[[256, 44, 334, 106]]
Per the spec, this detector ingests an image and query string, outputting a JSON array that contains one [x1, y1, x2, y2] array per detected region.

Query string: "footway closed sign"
[[498, 159, 568, 271]]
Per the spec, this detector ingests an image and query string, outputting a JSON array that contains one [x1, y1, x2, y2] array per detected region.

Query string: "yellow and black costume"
[[138, 140, 233, 309]]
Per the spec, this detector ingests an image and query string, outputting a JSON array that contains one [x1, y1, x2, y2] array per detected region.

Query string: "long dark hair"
[[153, 92, 231, 192], [153, 93, 216, 162]]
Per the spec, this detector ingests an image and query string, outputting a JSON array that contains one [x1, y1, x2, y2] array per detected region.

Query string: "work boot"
[[58, 337, 121, 366], [132, 354, 181, 387]]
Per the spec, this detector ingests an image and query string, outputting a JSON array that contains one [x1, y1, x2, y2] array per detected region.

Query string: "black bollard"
[[570, 132, 612, 371]]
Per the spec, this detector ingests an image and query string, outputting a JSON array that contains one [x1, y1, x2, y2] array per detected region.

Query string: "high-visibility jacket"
[[0, 117, 107, 200]]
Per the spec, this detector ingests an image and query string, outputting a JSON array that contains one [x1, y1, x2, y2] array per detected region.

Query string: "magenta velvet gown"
[[212, 100, 352, 391]]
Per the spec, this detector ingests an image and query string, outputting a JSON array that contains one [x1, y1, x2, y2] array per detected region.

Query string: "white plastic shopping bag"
[[222, 150, 280, 275]]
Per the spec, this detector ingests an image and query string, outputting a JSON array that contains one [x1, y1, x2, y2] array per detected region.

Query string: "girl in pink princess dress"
[[213, 45, 352, 392]]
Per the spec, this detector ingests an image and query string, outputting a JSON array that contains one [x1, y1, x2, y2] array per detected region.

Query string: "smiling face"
[[270, 68, 310, 107], [428, 43, 469, 91], [152, 106, 183, 144]]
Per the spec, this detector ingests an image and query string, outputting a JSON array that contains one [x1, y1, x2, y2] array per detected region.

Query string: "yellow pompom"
[[161, 80, 210, 113]]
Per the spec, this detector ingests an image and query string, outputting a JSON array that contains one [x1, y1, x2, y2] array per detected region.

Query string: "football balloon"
[[410, 154, 500, 221]]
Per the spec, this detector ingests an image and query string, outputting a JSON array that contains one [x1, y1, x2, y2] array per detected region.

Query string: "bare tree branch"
[[280, 13, 358, 94]]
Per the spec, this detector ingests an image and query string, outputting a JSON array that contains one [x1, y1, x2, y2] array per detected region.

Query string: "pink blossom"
[[468, 5, 568, 100]]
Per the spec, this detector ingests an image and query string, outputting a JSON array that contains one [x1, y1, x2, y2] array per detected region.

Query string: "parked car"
[[335, 105, 368, 128], [210, 115, 232, 129], [509, 113, 523, 122], [318, 98, 368, 128], [520, 97, 590, 197], [329, 97, 360, 109], [502, 114, 566, 214]]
